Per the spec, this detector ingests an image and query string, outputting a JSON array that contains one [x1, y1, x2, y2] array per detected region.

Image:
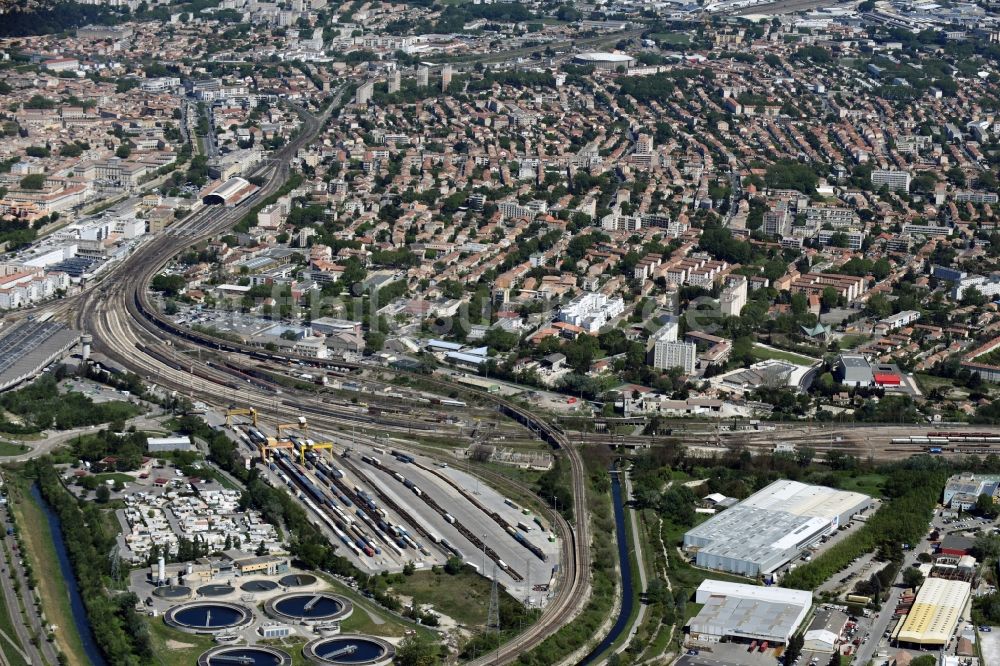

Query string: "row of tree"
[[30, 459, 155, 663], [781, 463, 948, 590]]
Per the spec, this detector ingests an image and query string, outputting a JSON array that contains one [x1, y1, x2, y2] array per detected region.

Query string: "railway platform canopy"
[[200, 177, 258, 206]]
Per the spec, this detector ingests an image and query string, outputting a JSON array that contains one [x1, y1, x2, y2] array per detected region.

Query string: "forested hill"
[[0, 1, 123, 37]]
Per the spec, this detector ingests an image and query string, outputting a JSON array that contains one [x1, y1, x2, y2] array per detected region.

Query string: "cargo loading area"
[[238, 422, 563, 606]]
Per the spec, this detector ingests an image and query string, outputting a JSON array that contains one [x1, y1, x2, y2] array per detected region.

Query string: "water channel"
[[31, 484, 107, 665]]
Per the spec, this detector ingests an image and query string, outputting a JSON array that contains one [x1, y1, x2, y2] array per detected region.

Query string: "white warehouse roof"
[[695, 580, 812, 607], [575, 52, 634, 62], [690, 580, 811, 645], [684, 480, 874, 577]]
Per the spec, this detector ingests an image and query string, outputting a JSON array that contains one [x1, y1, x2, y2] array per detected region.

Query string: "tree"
[[972, 534, 1000, 561], [95, 484, 111, 503], [60, 143, 83, 158], [115, 144, 131, 159], [19, 173, 46, 190], [902, 566, 924, 589], [821, 286, 839, 311], [910, 657, 937, 666], [784, 633, 804, 664], [976, 493, 999, 519], [394, 634, 440, 666], [795, 446, 815, 467], [444, 556, 463, 575]]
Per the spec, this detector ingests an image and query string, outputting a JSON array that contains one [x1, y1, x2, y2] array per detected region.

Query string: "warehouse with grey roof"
[[688, 580, 812, 646], [683, 480, 873, 578]]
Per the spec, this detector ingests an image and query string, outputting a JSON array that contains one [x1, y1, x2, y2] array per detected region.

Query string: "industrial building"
[[895, 578, 971, 647], [943, 473, 1000, 510], [802, 607, 849, 654], [683, 480, 873, 577], [835, 354, 874, 387], [146, 436, 194, 453], [688, 580, 812, 646]]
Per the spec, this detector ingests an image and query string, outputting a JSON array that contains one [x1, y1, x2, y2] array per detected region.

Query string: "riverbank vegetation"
[[21, 458, 151, 664], [5, 477, 89, 666], [515, 449, 617, 665]]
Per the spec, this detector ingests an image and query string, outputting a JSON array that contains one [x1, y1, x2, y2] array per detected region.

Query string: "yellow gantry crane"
[[276, 416, 308, 438], [259, 436, 294, 461], [298, 441, 335, 465], [225, 407, 258, 427]]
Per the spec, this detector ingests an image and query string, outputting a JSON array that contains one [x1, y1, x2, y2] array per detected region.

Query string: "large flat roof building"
[[896, 578, 971, 646], [683, 480, 873, 578], [688, 580, 812, 646]]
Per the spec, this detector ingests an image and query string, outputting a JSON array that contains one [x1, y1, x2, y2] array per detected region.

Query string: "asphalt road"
[[852, 524, 939, 665], [0, 503, 55, 666]]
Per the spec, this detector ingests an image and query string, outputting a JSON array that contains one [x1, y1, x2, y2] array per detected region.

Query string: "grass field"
[[834, 472, 887, 498], [752, 344, 818, 366], [146, 620, 216, 666], [914, 373, 966, 396], [0, 442, 28, 456], [9, 488, 89, 666], [838, 334, 869, 350], [388, 567, 498, 628], [650, 32, 691, 46], [315, 572, 435, 640]]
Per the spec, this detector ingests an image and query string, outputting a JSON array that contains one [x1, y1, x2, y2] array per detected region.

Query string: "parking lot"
[[980, 626, 1000, 666], [675, 643, 782, 666]]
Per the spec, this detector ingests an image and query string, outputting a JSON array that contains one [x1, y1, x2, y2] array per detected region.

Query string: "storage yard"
[[231, 418, 563, 605]]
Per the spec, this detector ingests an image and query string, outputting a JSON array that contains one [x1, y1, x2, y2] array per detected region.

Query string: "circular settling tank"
[[265, 593, 352, 624], [240, 579, 279, 593], [304, 635, 395, 666], [198, 646, 292, 666], [152, 585, 191, 599], [279, 573, 316, 587], [198, 584, 235, 597], [164, 602, 253, 634]]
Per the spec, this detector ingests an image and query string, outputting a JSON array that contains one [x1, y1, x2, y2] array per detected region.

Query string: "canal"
[[579, 468, 633, 665], [31, 484, 108, 666]]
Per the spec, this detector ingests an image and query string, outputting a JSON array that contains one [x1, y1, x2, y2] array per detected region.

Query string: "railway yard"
[[235, 420, 562, 603]]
